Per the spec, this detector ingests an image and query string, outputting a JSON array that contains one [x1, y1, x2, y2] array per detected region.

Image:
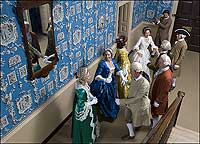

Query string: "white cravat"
[[154, 66, 169, 78], [134, 74, 142, 81], [175, 38, 185, 44]]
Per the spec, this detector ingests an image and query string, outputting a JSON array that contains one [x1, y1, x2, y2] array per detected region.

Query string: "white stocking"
[[126, 123, 135, 137], [172, 78, 176, 87], [152, 116, 161, 128]]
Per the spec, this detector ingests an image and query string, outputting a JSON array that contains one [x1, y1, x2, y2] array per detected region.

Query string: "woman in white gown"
[[132, 27, 158, 81]]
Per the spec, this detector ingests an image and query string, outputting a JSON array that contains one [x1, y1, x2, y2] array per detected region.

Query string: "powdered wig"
[[77, 67, 88, 83], [161, 40, 171, 51], [131, 62, 143, 72], [160, 54, 171, 66]]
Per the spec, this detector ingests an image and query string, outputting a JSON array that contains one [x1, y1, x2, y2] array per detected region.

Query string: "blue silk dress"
[[90, 59, 121, 121]]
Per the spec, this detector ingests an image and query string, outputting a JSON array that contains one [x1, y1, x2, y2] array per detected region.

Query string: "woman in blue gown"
[[90, 48, 127, 122]]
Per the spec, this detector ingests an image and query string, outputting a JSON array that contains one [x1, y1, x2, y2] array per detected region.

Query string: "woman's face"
[[83, 71, 90, 83], [144, 30, 151, 37], [104, 50, 112, 61]]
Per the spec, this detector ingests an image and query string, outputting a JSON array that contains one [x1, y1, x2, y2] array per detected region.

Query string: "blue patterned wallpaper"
[[0, 0, 173, 139], [0, 0, 117, 138], [132, 0, 173, 28]]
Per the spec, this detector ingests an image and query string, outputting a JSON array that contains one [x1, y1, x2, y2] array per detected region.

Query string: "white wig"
[[160, 54, 171, 66], [131, 62, 143, 72], [161, 40, 171, 51]]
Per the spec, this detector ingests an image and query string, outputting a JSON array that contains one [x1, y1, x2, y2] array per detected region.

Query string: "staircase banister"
[[142, 91, 185, 143]]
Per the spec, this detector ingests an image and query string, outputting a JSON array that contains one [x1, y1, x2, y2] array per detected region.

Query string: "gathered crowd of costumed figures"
[[71, 8, 190, 143]]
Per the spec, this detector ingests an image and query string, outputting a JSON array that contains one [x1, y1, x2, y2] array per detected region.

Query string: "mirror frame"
[[16, 1, 58, 80]]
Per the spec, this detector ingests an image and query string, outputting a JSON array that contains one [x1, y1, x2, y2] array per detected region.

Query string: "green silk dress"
[[71, 83, 96, 144]]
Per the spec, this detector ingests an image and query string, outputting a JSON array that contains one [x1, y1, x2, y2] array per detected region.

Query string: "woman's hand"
[[115, 98, 120, 105], [85, 98, 98, 107], [118, 71, 128, 86], [95, 75, 112, 83]]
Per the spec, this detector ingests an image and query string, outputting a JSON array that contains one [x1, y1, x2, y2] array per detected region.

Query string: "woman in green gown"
[[71, 67, 98, 143]]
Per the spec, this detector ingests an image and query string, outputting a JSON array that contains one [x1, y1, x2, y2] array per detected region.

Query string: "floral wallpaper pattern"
[[0, 0, 173, 139], [0, 0, 117, 138], [132, 0, 173, 28]]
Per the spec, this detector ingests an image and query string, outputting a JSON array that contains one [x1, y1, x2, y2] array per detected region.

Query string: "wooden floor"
[[47, 50, 199, 143], [47, 106, 149, 143]]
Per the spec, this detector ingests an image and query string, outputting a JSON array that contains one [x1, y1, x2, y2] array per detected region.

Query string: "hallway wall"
[[1, 0, 175, 143], [1, 1, 117, 141], [132, 1, 173, 28]]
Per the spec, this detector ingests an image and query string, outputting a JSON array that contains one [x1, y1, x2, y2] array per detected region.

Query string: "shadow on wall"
[[127, 22, 158, 52]]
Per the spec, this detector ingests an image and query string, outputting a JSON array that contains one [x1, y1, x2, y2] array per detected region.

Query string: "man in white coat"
[[121, 62, 151, 140]]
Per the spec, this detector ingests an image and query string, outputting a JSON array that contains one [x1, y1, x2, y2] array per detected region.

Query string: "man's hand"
[[43, 54, 55, 64], [173, 65, 180, 70], [153, 101, 159, 107]]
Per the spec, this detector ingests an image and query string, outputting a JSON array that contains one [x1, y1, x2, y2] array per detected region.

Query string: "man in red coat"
[[150, 54, 173, 128]]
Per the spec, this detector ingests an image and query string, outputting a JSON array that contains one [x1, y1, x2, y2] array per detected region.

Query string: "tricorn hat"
[[162, 10, 170, 15], [175, 28, 190, 37]]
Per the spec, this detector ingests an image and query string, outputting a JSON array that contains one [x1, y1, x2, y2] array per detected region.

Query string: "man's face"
[[131, 69, 138, 78], [176, 33, 182, 40], [163, 12, 169, 18]]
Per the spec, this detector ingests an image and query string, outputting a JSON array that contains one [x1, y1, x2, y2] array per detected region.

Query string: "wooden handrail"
[[142, 91, 185, 143]]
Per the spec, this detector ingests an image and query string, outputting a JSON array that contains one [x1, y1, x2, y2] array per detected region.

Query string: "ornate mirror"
[[16, 1, 58, 80]]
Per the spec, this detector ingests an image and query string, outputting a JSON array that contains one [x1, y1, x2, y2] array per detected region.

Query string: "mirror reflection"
[[23, 3, 56, 73]]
